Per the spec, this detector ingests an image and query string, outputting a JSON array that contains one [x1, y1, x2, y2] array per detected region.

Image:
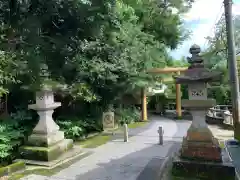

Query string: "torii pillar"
[[141, 88, 148, 121], [176, 71, 182, 118], [146, 67, 187, 119]]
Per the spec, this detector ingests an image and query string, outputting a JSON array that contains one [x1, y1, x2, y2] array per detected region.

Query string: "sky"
[[170, 0, 240, 59]]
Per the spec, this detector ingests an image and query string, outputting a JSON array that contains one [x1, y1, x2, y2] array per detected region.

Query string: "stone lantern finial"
[[40, 63, 49, 79], [39, 63, 52, 91], [189, 44, 201, 54], [187, 44, 204, 69]]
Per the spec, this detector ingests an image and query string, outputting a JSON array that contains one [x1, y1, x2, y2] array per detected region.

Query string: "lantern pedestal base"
[[181, 137, 222, 162], [180, 125, 222, 162], [17, 139, 76, 167], [172, 152, 235, 180], [172, 125, 235, 179], [26, 131, 65, 147]]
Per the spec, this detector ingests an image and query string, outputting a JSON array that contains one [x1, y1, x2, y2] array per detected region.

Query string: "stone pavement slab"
[[53, 141, 174, 180], [208, 124, 234, 140], [20, 175, 56, 180]]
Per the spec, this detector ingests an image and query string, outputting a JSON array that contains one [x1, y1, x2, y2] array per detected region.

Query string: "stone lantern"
[[172, 45, 235, 179], [17, 64, 81, 166]]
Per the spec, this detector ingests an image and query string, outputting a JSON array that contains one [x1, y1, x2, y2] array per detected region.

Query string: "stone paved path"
[[208, 124, 234, 141], [51, 117, 187, 180], [21, 116, 233, 180]]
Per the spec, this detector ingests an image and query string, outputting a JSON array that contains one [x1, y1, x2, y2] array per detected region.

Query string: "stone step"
[[15, 145, 92, 167]]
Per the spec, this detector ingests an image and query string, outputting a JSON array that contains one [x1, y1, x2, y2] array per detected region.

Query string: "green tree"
[[0, 0, 194, 110], [202, 15, 240, 104]]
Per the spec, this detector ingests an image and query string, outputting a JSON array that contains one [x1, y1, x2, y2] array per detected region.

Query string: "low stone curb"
[[16, 151, 93, 180], [15, 146, 91, 168], [225, 139, 240, 180], [137, 142, 181, 180], [0, 161, 25, 177], [76, 132, 101, 141], [136, 157, 169, 180], [20, 174, 59, 180]]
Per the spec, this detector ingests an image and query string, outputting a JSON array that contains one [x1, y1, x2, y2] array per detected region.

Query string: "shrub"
[[56, 116, 102, 140], [0, 109, 36, 166], [0, 121, 24, 166], [10, 109, 37, 136], [57, 119, 85, 140], [115, 106, 141, 125]]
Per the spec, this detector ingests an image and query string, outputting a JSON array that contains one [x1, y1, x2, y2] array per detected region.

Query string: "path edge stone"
[[136, 157, 170, 180]]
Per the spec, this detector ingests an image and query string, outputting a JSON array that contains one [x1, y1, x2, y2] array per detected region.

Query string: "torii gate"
[[141, 67, 188, 121]]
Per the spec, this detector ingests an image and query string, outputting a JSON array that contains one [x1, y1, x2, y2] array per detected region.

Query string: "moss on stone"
[[0, 166, 8, 177], [9, 174, 25, 180], [21, 147, 59, 161], [128, 121, 148, 129], [174, 116, 183, 120], [234, 124, 240, 141], [21, 146, 49, 151], [0, 161, 25, 177], [20, 140, 73, 161], [26, 140, 48, 147], [20, 146, 52, 161], [219, 141, 225, 149], [9, 151, 92, 180], [67, 141, 74, 149], [78, 135, 110, 148], [8, 161, 25, 173], [172, 160, 235, 180]]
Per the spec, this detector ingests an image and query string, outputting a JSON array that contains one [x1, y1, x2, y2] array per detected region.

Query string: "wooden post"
[[176, 71, 182, 118], [141, 88, 148, 121]]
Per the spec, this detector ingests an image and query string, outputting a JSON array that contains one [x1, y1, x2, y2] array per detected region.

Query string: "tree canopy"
[[202, 14, 240, 104], [0, 0, 193, 108]]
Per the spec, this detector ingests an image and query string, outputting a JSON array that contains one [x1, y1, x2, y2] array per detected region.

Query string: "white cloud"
[[183, 0, 223, 22], [171, 0, 240, 59]]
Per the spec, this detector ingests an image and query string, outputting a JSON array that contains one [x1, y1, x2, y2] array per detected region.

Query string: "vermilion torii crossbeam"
[[141, 67, 188, 120], [147, 67, 187, 73]]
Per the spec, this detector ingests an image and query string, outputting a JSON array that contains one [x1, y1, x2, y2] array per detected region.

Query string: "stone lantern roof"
[[174, 44, 222, 84]]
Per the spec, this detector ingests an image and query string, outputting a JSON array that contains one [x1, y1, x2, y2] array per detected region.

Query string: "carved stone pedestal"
[[181, 136, 222, 162], [178, 89, 222, 161], [172, 152, 235, 180], [16, 90, 84, 167]]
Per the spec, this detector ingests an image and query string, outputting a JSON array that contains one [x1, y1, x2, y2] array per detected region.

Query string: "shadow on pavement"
[[73, 142, 181, 180]]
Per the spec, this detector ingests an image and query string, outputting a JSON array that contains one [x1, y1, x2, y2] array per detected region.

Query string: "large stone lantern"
[[17, 64, 82, 166], [172, 45, 235, 179]]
